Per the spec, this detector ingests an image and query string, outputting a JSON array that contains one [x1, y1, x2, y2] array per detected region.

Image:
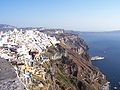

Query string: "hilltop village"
[[0, 28, 109, 90]]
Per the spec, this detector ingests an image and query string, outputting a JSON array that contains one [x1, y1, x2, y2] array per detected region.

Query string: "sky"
[[1, 0, 120, 31]]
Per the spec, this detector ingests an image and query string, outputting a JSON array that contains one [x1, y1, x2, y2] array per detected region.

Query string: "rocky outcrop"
[[28, 31, 108, 90], [44, 32, 107, 90], [0, 57, 26, 90]]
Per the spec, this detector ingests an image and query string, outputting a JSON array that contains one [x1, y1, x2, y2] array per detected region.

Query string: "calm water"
[[78, 32, 120, 89]]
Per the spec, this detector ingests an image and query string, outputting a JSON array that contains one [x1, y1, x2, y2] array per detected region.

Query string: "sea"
[[78, 31, 120, 90]]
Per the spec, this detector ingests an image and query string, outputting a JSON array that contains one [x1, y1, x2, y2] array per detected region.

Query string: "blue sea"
[[78, 32, 120, 90]]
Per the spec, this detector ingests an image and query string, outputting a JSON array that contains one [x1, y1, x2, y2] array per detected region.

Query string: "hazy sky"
[[1, 0, 120, 31]]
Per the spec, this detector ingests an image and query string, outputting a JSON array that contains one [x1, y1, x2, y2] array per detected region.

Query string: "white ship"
[[91, 56, 104, 61]]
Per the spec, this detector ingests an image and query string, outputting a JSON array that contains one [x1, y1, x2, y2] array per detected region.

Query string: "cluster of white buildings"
[[0, 28, 60, 88], [0, 29, 60, 54]]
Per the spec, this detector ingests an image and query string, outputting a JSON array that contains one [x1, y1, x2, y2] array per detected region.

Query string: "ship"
[[91, 56, 104, 61]]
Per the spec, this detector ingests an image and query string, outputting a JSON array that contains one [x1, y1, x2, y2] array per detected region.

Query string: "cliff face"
[[0, 29, 108, 90], [28, 31, 107, 90], [43, 32, 107, 90]]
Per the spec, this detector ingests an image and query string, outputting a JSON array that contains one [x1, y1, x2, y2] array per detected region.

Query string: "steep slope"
[[44, 32, 108, 90], [0, 29, 108, 90], [27, 31, 108, 90]]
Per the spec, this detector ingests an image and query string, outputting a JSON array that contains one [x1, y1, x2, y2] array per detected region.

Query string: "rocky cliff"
[[28, 30, 108, 90], [0, 29, 108, 90]]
